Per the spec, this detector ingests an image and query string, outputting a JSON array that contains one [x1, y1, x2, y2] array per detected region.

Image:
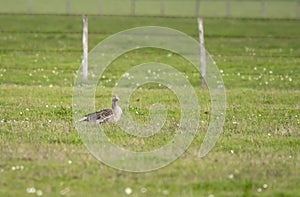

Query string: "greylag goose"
[[78, 95, 122, 124]]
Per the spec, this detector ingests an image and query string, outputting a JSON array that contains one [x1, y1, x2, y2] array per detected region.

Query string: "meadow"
[[0, 14, 299, 196]]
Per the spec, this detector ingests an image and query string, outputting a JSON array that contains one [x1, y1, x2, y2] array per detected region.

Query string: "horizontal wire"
[[0, 12, 300, 21], [1, 30, 300, 40]]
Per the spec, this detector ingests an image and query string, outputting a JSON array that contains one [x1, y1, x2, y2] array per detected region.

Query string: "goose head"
[[112, 95, 120, 102]]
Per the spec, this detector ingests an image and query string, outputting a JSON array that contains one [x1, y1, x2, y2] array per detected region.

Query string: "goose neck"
[[112, 101, 117, 109]]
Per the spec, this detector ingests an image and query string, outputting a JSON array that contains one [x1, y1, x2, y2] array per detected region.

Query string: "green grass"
[[0, 15, 300, 196]]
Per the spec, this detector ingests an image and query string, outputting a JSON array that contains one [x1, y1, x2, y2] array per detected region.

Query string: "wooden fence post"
[[66, 0, 71, 14], [298, 0, 300, 18], [197, 18, 206, 88], [195, 0, 200, 16], [261, 0, 265, 18], [98, 0, 101, 15], [131, 0, 135, 16], [226, 0, 230, 17], [27, 0, 32, 13], [82, 15, 88, 82], [160, 0, 165, 16]]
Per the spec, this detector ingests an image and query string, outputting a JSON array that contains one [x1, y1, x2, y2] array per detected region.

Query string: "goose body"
[[79, 95, 122, 124]]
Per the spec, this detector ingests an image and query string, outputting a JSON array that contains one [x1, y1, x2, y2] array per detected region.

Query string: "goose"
[[78, 95, 122, 124]]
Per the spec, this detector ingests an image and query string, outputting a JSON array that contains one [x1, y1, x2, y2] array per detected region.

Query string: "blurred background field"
[[0, 0, 300, 18], [0, 1, 299, 197]]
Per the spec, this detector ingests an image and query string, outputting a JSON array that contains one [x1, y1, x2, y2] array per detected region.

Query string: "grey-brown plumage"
[[78, 95, 122, 124]]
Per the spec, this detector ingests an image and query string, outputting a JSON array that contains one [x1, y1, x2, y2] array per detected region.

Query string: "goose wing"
[[83, 108, 113, 123]]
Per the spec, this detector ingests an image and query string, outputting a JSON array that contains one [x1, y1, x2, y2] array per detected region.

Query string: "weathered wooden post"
[[160, 0, 165, 16], [82, 15, 88, 82], [261, 0, 265, 18], [27, 0, 32, 13], [195, 0, 200, 17], [66, 0, 71, 15], [197, 18, 206, 88], [98, 0, 101, 15], [131, 0, 135, 16], [298, 0, 300, 18], [226, 0, 230, 17]]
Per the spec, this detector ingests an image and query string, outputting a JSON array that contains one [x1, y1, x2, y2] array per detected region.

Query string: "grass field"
[[0, 15, 300, 196]]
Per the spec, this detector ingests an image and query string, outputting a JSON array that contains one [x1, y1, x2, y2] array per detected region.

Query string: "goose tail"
[[78, 116, 87, 122]]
